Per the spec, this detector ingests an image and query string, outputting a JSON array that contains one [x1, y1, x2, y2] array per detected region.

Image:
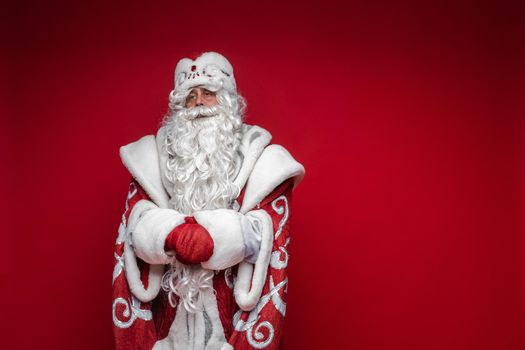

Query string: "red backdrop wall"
[[3, 1, 524, 349]]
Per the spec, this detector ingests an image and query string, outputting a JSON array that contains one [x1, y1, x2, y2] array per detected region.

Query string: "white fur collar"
[[154, 124, 272, 205], [119, 123, 305, 211]]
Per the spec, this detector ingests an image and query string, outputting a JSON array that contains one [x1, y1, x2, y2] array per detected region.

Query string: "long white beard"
[[164, 104, 242, 215], [161, 103, 242, 313]]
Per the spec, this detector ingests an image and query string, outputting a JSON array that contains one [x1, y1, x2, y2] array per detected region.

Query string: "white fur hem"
[[195, 209, 245, 271], [234, 209, 274, 311]]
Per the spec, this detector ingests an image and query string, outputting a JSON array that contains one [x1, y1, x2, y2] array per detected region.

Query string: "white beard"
[[163, 104, 242, 215], [161, 103, 243, 313]]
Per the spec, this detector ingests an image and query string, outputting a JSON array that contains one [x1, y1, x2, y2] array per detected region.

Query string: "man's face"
[[185, 87, 218, 108]]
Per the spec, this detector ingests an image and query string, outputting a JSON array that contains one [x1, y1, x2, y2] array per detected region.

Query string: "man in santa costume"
[[112, 52, 305, 350]]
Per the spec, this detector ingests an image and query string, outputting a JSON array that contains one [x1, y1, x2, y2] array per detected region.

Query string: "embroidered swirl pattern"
[[232, 195, 290, 348], [112, 182, 152, 329]]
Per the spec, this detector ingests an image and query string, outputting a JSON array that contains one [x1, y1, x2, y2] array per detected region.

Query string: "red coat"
[[112, 125, 304, 350]]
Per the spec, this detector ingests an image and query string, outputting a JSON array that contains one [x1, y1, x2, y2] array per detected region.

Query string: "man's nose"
[[196, 94, 204, 106]]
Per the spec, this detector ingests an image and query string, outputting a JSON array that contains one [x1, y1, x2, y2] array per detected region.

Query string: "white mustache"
[[177, 105, 222, 120]]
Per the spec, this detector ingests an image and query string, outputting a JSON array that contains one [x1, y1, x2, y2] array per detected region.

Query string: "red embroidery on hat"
[[191, 65, 196, 72]]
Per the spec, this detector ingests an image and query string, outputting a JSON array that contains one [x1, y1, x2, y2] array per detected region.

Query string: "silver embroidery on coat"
[[112, 296, 152, 329], [119, 182, 137, 234], [270, 237, 290, 270], [233, 276, 288, 348], [112, 252, 125, 285], [270, 196, 290, 270], [271, 195, 288, 239], [203, 310, 213, 347], [113, 182, 152, 329]]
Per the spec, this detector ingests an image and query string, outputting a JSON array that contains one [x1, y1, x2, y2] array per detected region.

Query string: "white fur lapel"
[[120, 135, 170, 208], [239, 144, 305, 214], [232, 124, 272, 195]]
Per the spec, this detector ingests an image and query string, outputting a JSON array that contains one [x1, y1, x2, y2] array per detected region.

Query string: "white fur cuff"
[[194, 209, 245, 271], [234, 209, 274, 311], [128, 199, 186, 265]]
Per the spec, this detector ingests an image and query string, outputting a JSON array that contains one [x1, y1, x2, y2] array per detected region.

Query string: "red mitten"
[[164, 216, 214, 265]]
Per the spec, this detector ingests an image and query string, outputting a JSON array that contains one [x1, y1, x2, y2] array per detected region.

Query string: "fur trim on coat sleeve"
[[192, 208, 274, 311], [234, 209, 274, 311], [128, 199, 186, 265], [193, 209, 246, 271]]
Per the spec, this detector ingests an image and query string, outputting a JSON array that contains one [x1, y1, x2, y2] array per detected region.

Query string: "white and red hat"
[[174, 52, 237, 94]]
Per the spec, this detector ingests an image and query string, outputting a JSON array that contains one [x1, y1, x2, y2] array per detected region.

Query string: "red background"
[[2, 1, 524, 349]]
